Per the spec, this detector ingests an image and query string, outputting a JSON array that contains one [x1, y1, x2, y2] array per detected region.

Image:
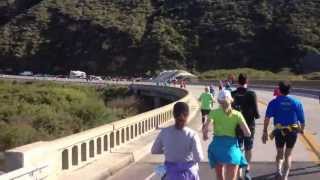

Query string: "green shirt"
[[199, 92, 214, 110], [208, 108, 245, 137]]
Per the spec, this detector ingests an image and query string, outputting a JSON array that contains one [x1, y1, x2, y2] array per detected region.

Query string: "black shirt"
[[232, 87, 260, 127]]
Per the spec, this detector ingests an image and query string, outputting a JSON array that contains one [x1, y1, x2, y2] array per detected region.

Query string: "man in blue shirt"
[[262, 81, 305, 180]]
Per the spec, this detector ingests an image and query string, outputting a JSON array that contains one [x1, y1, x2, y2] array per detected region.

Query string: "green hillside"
[[0, 0, 319, 75]]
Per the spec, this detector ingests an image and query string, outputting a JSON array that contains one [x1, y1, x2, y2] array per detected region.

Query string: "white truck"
[[69, 70, 86, 79]]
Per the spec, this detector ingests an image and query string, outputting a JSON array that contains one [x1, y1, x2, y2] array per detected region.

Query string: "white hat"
[[218, 90, 233, 102]]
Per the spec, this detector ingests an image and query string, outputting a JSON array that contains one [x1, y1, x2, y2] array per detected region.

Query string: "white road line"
[[144, 172, 156, 180]]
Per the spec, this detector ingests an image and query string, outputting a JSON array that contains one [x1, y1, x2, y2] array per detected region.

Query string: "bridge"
[[0, 76, 319, 180]]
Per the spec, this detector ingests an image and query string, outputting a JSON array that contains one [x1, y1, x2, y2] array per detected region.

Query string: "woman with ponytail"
[[202, 90, 251, 180]]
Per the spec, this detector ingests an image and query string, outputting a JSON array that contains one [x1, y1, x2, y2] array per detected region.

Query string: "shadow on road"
[[198, 162, 320, 180], [251, 163, 320, 180]]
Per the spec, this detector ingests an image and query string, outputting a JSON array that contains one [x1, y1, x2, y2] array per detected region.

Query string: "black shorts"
[[275, 131, 298, 149], [238, 127, 255, 151], [201, 109, 210, 117]]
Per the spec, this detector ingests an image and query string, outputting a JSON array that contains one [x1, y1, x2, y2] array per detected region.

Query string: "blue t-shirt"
[[265, 96, 305, 126]]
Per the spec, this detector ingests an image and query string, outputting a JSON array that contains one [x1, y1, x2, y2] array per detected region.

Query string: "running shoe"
[[244, 171, 252, 180]]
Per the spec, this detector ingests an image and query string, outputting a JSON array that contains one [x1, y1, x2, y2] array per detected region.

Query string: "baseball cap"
[[218, 89, 233, 102]]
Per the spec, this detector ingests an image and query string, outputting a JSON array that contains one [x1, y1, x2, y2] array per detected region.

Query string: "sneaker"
[[244, 171, 252, 180]]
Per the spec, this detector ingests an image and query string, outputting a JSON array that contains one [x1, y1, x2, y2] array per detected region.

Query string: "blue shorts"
[[208, 136, 248, 168]]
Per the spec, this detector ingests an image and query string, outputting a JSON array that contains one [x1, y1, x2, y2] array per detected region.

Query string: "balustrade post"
[[68, 147, 72, 170], [86, 142, 90, 160], [76, 145, 81, 166], [103, 134, 109, 152], [126, 127, 129, 142], [100, 137, 104, 154], [122, 128, 126, 144]]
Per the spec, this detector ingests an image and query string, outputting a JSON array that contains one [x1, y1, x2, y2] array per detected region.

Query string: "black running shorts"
[[201, 109, 210, 117], [275, 131, 298, 149]]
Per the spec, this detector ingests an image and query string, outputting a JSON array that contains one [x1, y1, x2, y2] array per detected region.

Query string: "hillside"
[[0, 0, 319, 75]]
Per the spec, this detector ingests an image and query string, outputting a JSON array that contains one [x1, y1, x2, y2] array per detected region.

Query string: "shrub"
[[0, 123, 45, 151], [0, 80, 141, 150], [102, 86, 130, 102]]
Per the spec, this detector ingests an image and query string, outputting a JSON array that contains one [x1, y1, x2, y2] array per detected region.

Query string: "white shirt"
[[151, 125, 204, 163]]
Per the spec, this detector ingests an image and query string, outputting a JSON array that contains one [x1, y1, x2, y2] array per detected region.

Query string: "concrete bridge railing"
[[0, 84, 193, 180]]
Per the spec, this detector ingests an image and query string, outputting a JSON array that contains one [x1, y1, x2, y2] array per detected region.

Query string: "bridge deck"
[[108, 85, 320, 180]]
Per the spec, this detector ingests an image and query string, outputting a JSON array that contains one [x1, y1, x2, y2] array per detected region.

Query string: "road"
[[108, 85, 320, 180]]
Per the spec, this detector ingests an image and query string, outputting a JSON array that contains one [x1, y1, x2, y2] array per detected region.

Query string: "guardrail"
[[0, 84, 192, 180], [193, 80, 320, 98], [195, 79, 320, 89], [0, 164, 49, 180]]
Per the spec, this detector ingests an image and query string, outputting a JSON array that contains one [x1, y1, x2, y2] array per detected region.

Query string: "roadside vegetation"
[[0, 0, 319, 75], [199, 68, 320, 81], [0, 81, 142, 151]]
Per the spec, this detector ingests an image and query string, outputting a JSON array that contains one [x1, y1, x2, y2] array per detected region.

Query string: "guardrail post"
[[103, 134, 109, 152], [80, 143, 87, 163]]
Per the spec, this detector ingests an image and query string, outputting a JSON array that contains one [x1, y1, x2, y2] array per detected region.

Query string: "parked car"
[[19, 71, 33, 76], [90, 75, 103, 81]]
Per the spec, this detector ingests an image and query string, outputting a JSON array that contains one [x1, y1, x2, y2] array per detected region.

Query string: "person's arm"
[[262, 101, 273, 144], [202, 110, 213, 141], [252, 91, 260, 119], [198, 94, 202, 102], [238, 114, 251, 137], [297, 102, 305, 133], [262, 117, 271, 144], [151, 131, 163, 154], [202, 120, 210, 141], [210, 94, 216, 105], [192, 134, 204, 162]]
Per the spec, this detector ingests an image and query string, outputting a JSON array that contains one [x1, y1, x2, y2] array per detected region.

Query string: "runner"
[[262, 81, 305, 180], [202, 90, 251, 180], [199, 87, 215, 124], [274, 87, 281, 97], [209, 83, 215, 97], [172, 79, 177, 87], [180, 80, 184, 88], [231, 73, 260, 180], [182, 79, 187, 89], [225, 82, 233, 92], [219, 80, 224, 91], [151, 102, 204, 180]]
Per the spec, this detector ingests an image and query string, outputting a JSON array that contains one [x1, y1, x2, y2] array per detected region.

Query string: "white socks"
[[277, 159, 283, 175], [283, 165, 290, 180]]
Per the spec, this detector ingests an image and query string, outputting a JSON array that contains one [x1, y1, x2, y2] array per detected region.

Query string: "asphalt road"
[[108, 85, 320, 180]]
